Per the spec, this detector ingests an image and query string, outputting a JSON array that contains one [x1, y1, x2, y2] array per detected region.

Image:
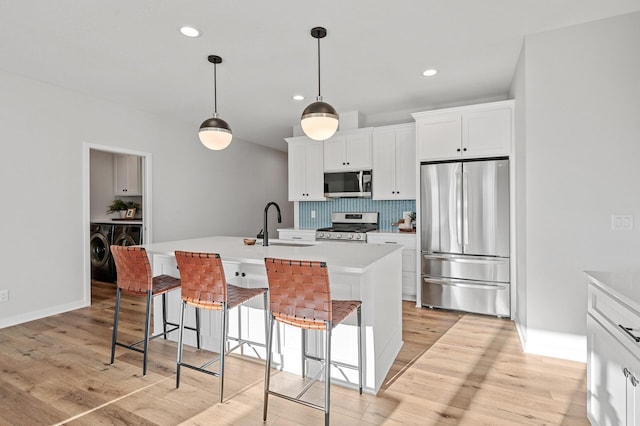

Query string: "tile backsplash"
[[299, 199, 416, 230]]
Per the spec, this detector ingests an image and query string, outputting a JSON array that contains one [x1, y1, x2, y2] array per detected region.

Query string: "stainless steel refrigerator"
[[420, 158, 510, 316]]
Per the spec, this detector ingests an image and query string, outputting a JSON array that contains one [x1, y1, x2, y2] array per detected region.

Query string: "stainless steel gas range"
[[315, 212, 378, 243]]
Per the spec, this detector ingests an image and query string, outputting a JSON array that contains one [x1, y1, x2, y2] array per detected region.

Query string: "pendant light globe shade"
[[199, 117, 232, 150], [301, 101, 339, 141]]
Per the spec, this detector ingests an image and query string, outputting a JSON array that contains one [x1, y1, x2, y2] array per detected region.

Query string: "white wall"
[[512, 11, 640, 361], [0, 69, 292, 328], [510, 44, 528, 343]]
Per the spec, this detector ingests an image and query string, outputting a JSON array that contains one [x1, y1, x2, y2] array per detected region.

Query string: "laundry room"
[[89, 149, 144, 284]]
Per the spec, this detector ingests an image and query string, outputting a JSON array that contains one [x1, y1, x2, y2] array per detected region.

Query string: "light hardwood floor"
[[0, 281, 588, 425]]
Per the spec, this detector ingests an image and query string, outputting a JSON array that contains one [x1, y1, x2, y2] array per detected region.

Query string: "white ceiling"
[[1, 1, 639, 151]]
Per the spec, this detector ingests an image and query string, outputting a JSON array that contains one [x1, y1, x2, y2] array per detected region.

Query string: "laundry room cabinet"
[[113, 154, 142, 195]]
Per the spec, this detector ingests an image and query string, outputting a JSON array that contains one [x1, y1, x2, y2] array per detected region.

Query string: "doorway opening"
[[83, 143, 153, 306]]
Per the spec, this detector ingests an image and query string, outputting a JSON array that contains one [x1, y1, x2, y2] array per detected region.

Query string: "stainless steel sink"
[[267, 242, 315, 247]]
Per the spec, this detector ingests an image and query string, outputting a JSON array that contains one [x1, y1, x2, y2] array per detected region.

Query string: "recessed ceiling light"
[[179, 26, 200, 38], [422, 69, 438, 77], [292, 95, 304, 101]]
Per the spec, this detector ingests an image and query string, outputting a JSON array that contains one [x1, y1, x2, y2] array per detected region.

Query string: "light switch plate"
[[611, 214, 633, 231], [0, 289, 8, 303]]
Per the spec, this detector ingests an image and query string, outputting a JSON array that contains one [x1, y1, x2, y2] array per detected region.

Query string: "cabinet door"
[[587, 315, 640, 426], [113, 154, 142, 195], [394, 126, 416, 199], [288, 142, 307, 201], [323, 135, 346, 171], [304, 140, 326, 200], [416, 113, 462, 161], [344, 132, 371, 170], [372, 130, 397, 200], [463, 107, 511, 158]]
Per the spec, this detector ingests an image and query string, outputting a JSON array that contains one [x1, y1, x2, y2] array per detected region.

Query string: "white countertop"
[[92, 220, 143, 225], [143, 236, 401, 274], [585, 270, 640, 307]]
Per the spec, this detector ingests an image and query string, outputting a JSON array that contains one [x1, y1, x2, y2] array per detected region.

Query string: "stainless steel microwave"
[[324, 170, 372, 198]]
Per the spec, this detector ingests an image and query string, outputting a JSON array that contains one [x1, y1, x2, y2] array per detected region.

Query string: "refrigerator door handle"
[[424, 253, 507, 263], [455, 168, 462, 246], [423, 277, 509, 290], [462, 168, 469, 247]]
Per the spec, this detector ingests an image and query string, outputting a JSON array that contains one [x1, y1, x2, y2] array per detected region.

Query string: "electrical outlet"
[[0, 289, 8, 303], [311, 210, 316, 219]]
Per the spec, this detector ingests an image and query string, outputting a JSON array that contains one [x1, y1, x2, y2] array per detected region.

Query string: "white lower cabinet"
[[587, 279, 640, 425], [367, 232, 416, 301]]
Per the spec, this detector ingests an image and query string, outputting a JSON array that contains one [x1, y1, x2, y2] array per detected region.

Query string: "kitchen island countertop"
[[585, 270, 640, 308], [143, 236, 401, 274]]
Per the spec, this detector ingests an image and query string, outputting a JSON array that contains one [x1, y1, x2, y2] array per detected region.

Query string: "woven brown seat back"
[[175, 251, 226, 307], [264, 258, 331, 326], [111, 246, 153, 295]]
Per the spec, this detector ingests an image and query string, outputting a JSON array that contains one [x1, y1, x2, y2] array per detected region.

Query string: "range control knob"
[[317, 233, 323, 238], [348, 234, 354, 239], [336, 234, 342, 239], [354, 234, 361, 240]]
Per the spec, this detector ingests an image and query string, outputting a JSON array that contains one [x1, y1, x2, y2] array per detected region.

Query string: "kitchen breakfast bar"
[[142, 236, 403, 394]]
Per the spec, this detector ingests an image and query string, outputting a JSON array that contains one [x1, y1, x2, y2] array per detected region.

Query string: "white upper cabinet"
[[323, 128, 373, 172], [372, 123, 416, 200], [286, 136, 325, 201], [113, 154, 142, 195], [413, 100, 513, 161]]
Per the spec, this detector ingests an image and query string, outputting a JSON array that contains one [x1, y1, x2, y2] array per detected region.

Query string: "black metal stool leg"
[[142, 291, 152, 376], [110, 288, 122, 365], [176, 300, 186, 388], [162, 293, 167, 339], [263, 313, 275, 422], [324, 323, 332, 426], [195, 307, 201, 349], [219, 305, 228, 403]]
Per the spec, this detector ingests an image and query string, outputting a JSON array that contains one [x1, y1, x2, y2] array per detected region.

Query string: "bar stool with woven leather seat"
[[263, 257, 363, 426], [174, 251, 269, 403], [110, 245, 199, 376]]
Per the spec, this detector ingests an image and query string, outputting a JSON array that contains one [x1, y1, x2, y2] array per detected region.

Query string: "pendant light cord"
[[317, 36, 321, 98], [213, 63, 218, 116]]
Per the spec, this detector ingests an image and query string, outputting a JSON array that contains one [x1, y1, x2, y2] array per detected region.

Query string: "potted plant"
[[107, 199, 129, 218]]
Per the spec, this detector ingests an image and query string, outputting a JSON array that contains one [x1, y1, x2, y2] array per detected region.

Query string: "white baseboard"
[[516, 323, 586, 363], [0, 299, 88, 329]]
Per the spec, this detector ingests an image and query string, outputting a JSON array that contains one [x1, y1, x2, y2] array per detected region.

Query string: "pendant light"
[[199, 55, 232, 150], [300, 27, 339, 141]]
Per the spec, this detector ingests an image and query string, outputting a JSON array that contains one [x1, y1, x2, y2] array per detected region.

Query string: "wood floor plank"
[[0, 284, 587, 425]]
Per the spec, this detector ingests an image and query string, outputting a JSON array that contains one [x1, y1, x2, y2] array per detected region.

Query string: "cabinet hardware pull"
[[456, 148, 461, 152], [624, 367, 631, 377], [241, 272, 246, 277], [463, 148, 467, 151], [633, 376, 639, 387], [618, 324, 640, 342]]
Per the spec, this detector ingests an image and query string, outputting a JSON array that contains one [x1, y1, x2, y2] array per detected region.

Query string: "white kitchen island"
[[142, 236, 403, 394]]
